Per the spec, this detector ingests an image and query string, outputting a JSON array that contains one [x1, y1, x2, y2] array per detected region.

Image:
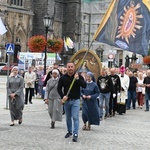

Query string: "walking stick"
[[62, 40, 94, 103]]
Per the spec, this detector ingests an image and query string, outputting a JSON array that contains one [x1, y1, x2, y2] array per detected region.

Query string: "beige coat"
[[24, 71, 36, 88]]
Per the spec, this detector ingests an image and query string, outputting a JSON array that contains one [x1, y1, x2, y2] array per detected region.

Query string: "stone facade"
[[31, 0, 81, 64], [6, 0, 33, 51], [32, 0, 81, 42], [0, 0, 34, 63], [0, 0, 81, 63]]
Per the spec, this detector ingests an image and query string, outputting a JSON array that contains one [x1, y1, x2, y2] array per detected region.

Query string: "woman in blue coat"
[[81, 72, 100, 130]]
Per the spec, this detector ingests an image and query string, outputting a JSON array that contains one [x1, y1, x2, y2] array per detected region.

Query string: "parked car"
[[0, 63, 17, 75], [0, 62, 7, 72], [1, 65, 13, 73]]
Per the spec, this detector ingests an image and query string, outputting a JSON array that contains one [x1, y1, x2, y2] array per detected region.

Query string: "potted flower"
[[143, 49, 150, 68], [47, 38, 63, 53], [143, 56, 150, 64], [28, 35, 47, 52]]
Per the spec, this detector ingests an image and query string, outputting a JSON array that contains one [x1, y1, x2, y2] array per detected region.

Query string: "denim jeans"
[[64, 99, 80, 135], [99, 92, 110, 117], [145, 92, 150, 110], [127, 90, 136, 109]]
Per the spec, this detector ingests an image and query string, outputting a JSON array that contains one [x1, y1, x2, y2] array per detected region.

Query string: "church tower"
[[32, 0, 81, 42]]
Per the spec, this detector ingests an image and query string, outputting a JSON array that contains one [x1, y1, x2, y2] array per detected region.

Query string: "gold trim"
[[70, 49, 102, 80], [142, 0, 150, 11], [93, 0, 117, 40]]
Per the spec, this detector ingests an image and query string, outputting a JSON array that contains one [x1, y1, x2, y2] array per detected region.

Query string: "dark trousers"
[[34, 83, 38, 95], [127, 90, 136, 109], [109, 94, 117, 115], [25, 88, 34, 103]]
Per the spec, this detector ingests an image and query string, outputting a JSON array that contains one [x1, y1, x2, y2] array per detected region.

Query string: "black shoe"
[[10, 123, 14, 126], [51, 121, 55, 129], [18, 119, 22, 125], [72, 134, 78, 142], [113, 112, 115, 116], [109, 114, 113, 117], [104, 114, 108, 119], [65, 132, 72, 138], [24, 102, 27, 105], [126, 107, 130, 110], [145, 109, 149, 111], [29, 102, 33, 104], [62, 111, 65, 115]]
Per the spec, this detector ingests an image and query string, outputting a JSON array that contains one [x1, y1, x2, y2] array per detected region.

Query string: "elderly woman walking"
[[7, 66, 24, 126], [44, 69, 62, 129]]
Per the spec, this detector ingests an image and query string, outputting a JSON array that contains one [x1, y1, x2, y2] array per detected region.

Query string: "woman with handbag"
[[137, 72, 144, 109], [44, 69, 62, 128]]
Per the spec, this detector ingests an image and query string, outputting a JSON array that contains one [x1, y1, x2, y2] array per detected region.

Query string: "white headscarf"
[[10, 66, 19, 78], [11, 66, 19, 71], [52, 69, 60, 80], [52, 69, 59, 75]]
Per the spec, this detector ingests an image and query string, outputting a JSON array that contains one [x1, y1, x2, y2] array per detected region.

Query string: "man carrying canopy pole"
[[57, 61, 86, 142]]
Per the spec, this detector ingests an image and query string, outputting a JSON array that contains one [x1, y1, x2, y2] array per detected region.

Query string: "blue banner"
[[93, 0, 150, 56]]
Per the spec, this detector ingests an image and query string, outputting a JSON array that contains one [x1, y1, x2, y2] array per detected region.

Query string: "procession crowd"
[[6, 62, 150, 142]]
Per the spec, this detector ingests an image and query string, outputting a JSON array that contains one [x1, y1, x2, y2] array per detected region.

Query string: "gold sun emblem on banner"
[[116, 2, 143, 44]]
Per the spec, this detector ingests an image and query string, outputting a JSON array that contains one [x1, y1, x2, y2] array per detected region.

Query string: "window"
[[11, 0, 23, 6], [16, 37, 21, 43]]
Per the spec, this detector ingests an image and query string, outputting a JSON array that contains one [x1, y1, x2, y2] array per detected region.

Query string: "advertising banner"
[[18, 52, 55, 70]]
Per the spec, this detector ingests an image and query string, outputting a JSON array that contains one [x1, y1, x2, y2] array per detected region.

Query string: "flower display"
[[143, 49, 150, 64], [143, 55, 150, 64], [28, 35, 47, 52], [47, 38, 63, 53]]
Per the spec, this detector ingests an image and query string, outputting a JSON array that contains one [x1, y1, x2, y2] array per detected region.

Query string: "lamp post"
[[96, 46, 104, 62], [43, 14, 54, 75]]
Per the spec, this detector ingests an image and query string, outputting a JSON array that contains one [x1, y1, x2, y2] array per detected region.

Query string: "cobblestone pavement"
[[0, 75, 150, 150]]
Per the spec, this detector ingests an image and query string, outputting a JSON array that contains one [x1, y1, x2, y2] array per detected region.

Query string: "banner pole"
[[65, 40, 94, 98]]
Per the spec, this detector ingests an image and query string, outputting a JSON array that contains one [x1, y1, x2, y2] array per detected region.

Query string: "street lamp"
[[96, 46, 104, 62], [43, 14, 54, 75]]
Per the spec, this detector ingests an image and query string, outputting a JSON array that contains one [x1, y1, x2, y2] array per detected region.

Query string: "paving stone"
[[0, 76, 150, 150]]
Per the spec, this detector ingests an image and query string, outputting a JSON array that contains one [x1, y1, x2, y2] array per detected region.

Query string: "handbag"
[[142, 87, 145, 95], [45, 80, 58, 104]]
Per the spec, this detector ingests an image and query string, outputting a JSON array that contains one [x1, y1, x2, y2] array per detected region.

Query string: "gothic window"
[[11, 0, 23, 6], [16, 37, 21, 43]]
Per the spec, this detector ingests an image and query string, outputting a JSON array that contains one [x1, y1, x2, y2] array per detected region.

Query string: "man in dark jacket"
[[57, 62, 86, 142], [109, 68, 121, 116], [97, 68, 115, 120], [143, 70, 150, 111], [126, 71, 138, 109]]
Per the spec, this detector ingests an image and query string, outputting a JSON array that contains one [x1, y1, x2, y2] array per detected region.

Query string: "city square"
[[0, 76, 150, 150], [1, 1, 150, 150]]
